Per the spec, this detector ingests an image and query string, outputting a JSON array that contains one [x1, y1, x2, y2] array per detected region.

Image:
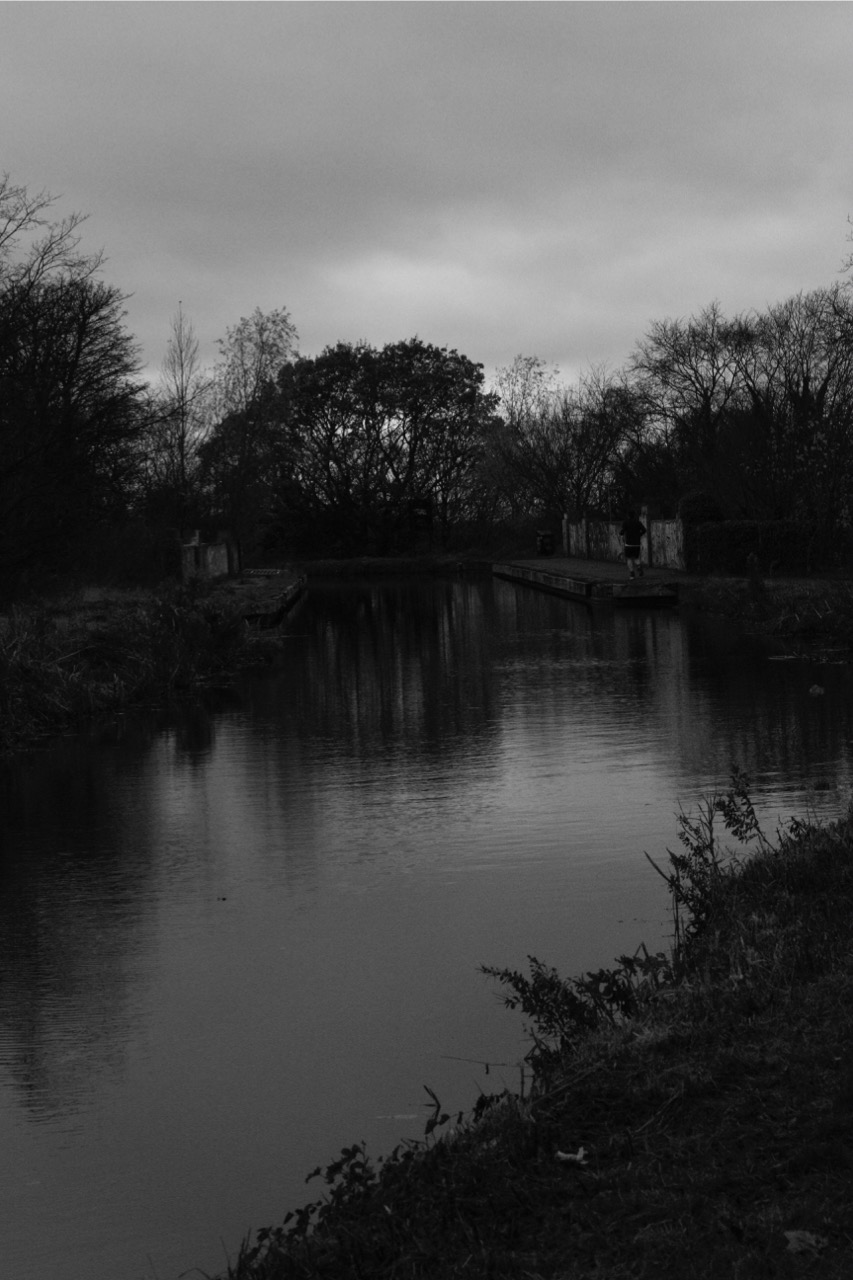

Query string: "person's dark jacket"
[[620, 516, 646, 548]]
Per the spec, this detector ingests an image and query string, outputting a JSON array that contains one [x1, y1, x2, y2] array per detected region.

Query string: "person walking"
[[620, 510, 647, 578]]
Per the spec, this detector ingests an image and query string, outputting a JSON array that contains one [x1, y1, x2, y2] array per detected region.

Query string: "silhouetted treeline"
[[4, 174, 853, 595], [157, 287, 853, 570]]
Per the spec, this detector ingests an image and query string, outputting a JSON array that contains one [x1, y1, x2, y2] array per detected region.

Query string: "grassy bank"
[[4, 562, 848, 757], [0, 581, 293, 756], [296, 552, 853, 659], [291, 553, 496, 577], [215, 777, 853, 1279], [681, 573, 853, 657]]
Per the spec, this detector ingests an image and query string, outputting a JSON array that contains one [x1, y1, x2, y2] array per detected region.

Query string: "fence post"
[[641, 505, 652, 568]]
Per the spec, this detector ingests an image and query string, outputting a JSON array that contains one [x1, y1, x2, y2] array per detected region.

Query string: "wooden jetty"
[[241, 570, 307, 628], [492, 558, 679, 607], [211, 569, 307, 629]]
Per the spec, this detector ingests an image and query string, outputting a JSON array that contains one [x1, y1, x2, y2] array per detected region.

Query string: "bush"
[[678, 490, 724, 524], [684, 519, 849, 574]]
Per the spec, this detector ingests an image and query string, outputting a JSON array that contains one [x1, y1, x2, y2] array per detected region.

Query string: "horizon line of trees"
[[4, 172, 853, 596]]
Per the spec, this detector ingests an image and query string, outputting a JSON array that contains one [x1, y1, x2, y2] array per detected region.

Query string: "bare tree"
[[0, 176, 144, 589], [201, 306, 298, 547], [492, 354, 560, 429], [489, 357, 630, 520], [144, 303, 211, 532], [0, 173, 94, 289], [212, 305, 298, 420], [630, 302, 745, 469], [732, 285, 853, 530]]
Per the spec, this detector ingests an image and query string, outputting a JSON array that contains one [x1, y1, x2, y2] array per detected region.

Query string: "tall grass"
[[687, 575, 853, 655], [0, 585, 253, 754]]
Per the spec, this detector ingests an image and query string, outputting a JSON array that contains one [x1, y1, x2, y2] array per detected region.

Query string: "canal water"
[[1, 573, 852, 1280]]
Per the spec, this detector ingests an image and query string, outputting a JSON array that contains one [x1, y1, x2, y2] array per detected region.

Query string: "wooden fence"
[[563, 508, 685, 570]]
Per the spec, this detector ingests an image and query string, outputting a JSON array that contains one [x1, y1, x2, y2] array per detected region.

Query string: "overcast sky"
[[2, 2, 852, 386]]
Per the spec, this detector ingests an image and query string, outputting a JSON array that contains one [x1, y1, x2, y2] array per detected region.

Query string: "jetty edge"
[[216, 567, 307, 629], [493, 556, 680, 606], [218, 786, 853, 1279]]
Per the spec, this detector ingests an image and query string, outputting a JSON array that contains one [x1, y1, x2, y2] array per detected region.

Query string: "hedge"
[[684, 519, 851, 574]]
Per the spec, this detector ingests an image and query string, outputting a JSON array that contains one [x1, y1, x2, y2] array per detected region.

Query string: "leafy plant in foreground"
[[483, 770, 775, 1066], [645, 766, 773, 958], [480, 943, 674, 1071], [218, 771, 814, 1279]]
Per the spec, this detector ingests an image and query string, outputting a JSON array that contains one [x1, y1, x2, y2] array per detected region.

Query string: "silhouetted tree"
[[0, 176, 145, 590], [200, 306, 298, 549], [271, 338, 500, 554], [488, 357, 634, 521], [142, 303, 211, 534], [732, 285, 853, 535], [629, 300, 747, 508]]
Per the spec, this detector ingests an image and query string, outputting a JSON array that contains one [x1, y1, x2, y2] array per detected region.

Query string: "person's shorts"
[[624, 545, 641, 559]]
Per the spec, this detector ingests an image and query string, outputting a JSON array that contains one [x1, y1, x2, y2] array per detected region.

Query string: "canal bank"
[[3, 553, 849, 761], [219, 789, 853, 1279], [291, 549, 853, 647], [0, 571, 305, 756], [4, 568, 852, 1278], [488, 551, 853, 658]]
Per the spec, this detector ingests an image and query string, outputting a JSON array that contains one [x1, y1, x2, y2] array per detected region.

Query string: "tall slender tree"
[[144, 303, 211, 533]]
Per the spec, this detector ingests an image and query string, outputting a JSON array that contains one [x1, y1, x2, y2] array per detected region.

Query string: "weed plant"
[[215, 773, 853, 1279]]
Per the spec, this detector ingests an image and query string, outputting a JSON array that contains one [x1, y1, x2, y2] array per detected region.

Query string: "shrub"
[[678, 490, 724, 524], [684, 519, 847, 574]]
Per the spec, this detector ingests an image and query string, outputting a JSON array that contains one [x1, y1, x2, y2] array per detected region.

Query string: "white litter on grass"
[[555, 1147, 587, 1166], [784, 1230, 828, 1255]]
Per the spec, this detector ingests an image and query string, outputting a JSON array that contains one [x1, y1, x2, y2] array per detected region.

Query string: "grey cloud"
[[2, 2, 851, 379]]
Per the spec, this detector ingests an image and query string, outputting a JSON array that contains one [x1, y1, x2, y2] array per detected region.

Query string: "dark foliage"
[[684, 518, 849, 574], [0, 177, 146, 595], [216, 775, 853, 1279], [268, 338, 501, 556]]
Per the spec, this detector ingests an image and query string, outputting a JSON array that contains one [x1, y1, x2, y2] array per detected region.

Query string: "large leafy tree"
[[0, 175, 145, 589], [272, 338, 500, 553]]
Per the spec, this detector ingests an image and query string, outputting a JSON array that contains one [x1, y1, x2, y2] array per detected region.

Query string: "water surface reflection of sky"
[[1, 575, 851, 1280]]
